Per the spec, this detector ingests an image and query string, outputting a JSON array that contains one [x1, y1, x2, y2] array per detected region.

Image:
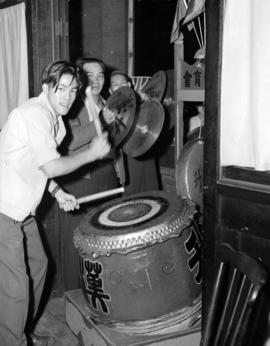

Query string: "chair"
[[201, 243, 268, 346]]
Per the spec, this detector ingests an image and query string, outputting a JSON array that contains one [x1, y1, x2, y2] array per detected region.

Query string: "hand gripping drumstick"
[[77, 187, 124, 205]]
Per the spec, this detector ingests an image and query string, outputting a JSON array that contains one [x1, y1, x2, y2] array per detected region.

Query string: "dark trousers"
[[0, 213, 47, 346]]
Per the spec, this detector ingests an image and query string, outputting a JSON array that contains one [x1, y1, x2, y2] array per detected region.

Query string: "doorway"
[[130, 0, 177, 76]]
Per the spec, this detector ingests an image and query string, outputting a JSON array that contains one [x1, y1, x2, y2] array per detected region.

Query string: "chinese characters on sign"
[[80, 257, 110, 314], [182, 61, 205, 90]]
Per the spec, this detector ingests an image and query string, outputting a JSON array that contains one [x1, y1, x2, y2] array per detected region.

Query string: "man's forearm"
[[40, 148, 98, 178]]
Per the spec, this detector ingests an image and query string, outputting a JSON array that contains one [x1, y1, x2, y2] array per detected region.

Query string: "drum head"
[[141, 70, 167, 102], [74, 191, 196, 257], [106, 86, 137, 147], [176, 139, 204, 212], [123, 100, 164, 157]]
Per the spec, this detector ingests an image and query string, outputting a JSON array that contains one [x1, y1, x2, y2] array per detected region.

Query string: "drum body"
[[74, 191, 201, 328]]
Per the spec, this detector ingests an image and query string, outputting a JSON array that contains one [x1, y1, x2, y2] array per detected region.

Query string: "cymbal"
[[123, 100, 165, 157], [106, 86, 137, 147], [141, 70, 167, 102]]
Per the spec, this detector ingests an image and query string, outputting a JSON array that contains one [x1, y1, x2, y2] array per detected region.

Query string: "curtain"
[[0, 2, 28, 129], [220, 0, 270, 171]]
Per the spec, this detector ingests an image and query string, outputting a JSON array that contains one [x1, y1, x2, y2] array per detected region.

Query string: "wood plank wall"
[[73, 0, 128, 72]]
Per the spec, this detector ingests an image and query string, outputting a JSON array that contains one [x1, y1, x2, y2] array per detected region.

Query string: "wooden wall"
[[69, 0, 128, 72], [29, 0, 69, 96]]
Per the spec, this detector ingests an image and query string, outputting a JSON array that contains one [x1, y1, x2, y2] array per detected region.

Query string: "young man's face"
[[110, 74, 130, 93], [43, 73, 79, 116], [83, 62, 105, 97]]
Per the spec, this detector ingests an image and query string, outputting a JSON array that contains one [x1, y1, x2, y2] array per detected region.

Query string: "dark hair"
[[76, 57, 106, 73], [110, 70, 131, 83], [41, 60, 83, 90]]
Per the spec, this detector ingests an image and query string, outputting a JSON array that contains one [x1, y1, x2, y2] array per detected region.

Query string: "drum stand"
[[65, 289, 201, 346]]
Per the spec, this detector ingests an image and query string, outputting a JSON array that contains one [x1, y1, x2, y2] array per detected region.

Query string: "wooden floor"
[[34, 296, 80, 346], [34, 293, 201, 346]]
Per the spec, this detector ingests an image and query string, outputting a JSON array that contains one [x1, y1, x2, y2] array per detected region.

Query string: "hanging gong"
[[175, 139, 204, 213], [123, 100, 165, 157], [141, 70, 167, 102], [106, 86, 137, 147]]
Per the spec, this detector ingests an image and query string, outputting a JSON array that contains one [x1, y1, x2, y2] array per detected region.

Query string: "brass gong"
[[123, 100, 165, 157], [141, 70, 167, 102]]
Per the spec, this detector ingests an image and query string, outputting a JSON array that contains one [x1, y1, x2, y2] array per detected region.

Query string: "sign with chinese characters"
[[181, 61, 205, 90]]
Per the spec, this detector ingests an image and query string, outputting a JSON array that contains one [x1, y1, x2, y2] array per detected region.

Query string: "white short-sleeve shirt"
[[0, 92, 66, 221]]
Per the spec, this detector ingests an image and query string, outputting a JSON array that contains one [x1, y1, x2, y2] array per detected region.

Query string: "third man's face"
[[83, 62, 105, 97], [110, 74, 130, 93]]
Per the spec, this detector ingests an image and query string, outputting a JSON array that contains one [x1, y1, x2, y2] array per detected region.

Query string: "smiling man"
[[0, 60, 111, 346]]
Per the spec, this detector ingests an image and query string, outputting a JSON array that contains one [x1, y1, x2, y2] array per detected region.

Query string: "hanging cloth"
[[220, 0, 270, 171], [0, 2, 28, 129]]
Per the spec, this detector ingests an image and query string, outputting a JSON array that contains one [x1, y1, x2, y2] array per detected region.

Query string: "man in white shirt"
[[0, 60, 110, 345]]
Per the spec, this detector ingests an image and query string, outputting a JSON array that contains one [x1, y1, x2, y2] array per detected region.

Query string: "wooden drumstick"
[[77, 187, 124, 205], [85, 86, 103, 136]]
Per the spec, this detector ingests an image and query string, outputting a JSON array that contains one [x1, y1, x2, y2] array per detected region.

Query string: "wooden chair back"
[[201, 243, 268, 346]]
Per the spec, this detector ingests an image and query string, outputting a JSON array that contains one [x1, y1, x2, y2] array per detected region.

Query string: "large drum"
[[73, 191, 201, 333]]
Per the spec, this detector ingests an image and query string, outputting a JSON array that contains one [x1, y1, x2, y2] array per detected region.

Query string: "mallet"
[[77, 187, 124, 205]]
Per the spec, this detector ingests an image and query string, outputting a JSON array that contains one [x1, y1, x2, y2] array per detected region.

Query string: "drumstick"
[[92, 109, 103, 137], [77, 187, 124, 205], [85, 86, 103, 136]]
